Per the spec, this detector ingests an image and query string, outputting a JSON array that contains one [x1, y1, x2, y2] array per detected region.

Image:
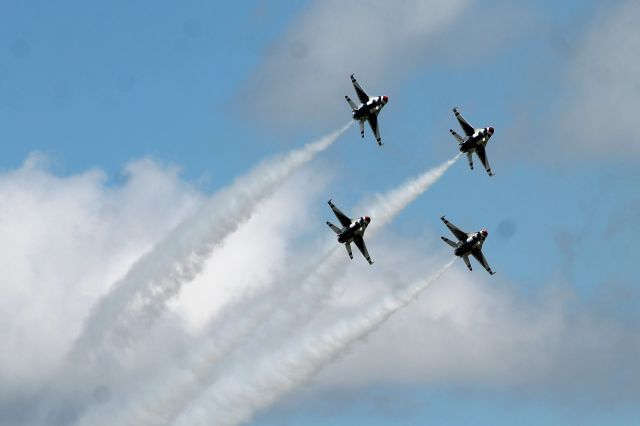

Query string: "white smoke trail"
[[51, 125, 349, 425], [176, 259, 456, 426], [69, 123, 351, 364], [89, 247, 341, 426], [112, 155, 461, 425], [367, 153, 461, 230]]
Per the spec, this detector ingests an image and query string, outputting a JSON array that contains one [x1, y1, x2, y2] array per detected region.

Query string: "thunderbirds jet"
[[449, 107, 495, 176], [440, 216, 495, 275], [326, 199, 373, 264], [345, 74, 388, 146]]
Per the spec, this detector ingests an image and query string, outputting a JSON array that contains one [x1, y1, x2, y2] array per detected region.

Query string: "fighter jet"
[[449, 107, 495, 176], [326, 199, 373, 264], [344, 74, 388, 146], [440, 216, 495, 275]]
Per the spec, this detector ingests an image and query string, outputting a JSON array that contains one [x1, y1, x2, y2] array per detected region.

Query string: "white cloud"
[[172, 168, 329, 331], [69, 124, 348, 371], [76, 167, 332, 426], [169, 221, 640, 425], [240, 0, 471, 130], [303, 242, 640, 396], [553, 1, 640, 157], [0, 155, 201, 398], [2, 150, 638, 426]]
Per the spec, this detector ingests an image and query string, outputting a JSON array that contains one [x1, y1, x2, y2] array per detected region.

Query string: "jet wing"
[[353, 235, 373, 264], [471, 249, 495, 274], [453, 107, 475, 136], [441, 216, 467, 241], [350, 74, 369, 104], [475, 145, 494, 176], [328, 200, 352, 227], [367, 114, 382, 145]]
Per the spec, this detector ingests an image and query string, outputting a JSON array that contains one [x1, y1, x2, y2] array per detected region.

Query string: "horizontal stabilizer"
[[441, 236, 457, 248], [345, 95, 357, 111], [449, 129, 464, 144], [326, 221, 341, 234]]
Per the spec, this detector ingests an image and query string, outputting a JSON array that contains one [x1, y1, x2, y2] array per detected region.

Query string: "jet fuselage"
[[337, 217, 369, 243], [352, 97, 387, 120], [459, 128, 493, 153], [453, 232, 486, 257]]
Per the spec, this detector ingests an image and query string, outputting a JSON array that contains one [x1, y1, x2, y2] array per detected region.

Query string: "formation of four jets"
[[327, 75, 495, 274]]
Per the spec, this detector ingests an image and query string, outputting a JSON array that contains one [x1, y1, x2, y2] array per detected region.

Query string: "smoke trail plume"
[[69, 123, 351, 364], [53, 124, 349, 424], [367, 153, 461, 230], [120, 155, 460, 424], [92, 247, 341, 426], [176, 260, 455, 425]]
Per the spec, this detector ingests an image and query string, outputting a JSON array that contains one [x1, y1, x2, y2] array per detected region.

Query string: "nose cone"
[[382, 95, 388, 104], [364, 216, 371, 223], [487, 127, 494, 135]]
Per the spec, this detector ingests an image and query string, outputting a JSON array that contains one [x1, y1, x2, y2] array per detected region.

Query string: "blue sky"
[[1, 1, 639, 425]]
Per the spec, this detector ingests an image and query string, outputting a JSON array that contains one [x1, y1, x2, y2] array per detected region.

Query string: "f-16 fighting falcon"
[[326, 199, 373, 264], [345, 74, 388, 146], [449, 107, 495, 176], [440, 216, 495, 275]]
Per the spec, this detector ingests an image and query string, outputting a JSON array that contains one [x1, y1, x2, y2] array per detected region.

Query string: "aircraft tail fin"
[[326, 221, 341, 234], [345, 95, 357, 111], [449, 129, 464, 144], [441, 236, 458, 248]]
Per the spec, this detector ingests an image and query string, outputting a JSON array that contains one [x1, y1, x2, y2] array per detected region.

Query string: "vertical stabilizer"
[[345, 95, 357, 111], [449, 129, 464, 144]]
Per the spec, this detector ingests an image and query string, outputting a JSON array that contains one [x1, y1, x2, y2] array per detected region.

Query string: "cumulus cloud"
[[2, 150, 638, 426], [173, 222, 640, 425], [75, 167, 332, 426], [70, 123, 349, 370], [0, 155, 201, 423], [94, 156, 458, 425], [311, 271, 640, 408], [250, 234, 640, 416]]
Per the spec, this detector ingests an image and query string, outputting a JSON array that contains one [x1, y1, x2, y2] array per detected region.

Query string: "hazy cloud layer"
[[563, 1, 640, 156], [554, 1, 640, 157], [239, 0, 470, 130], [314, 262, 640, 395]]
